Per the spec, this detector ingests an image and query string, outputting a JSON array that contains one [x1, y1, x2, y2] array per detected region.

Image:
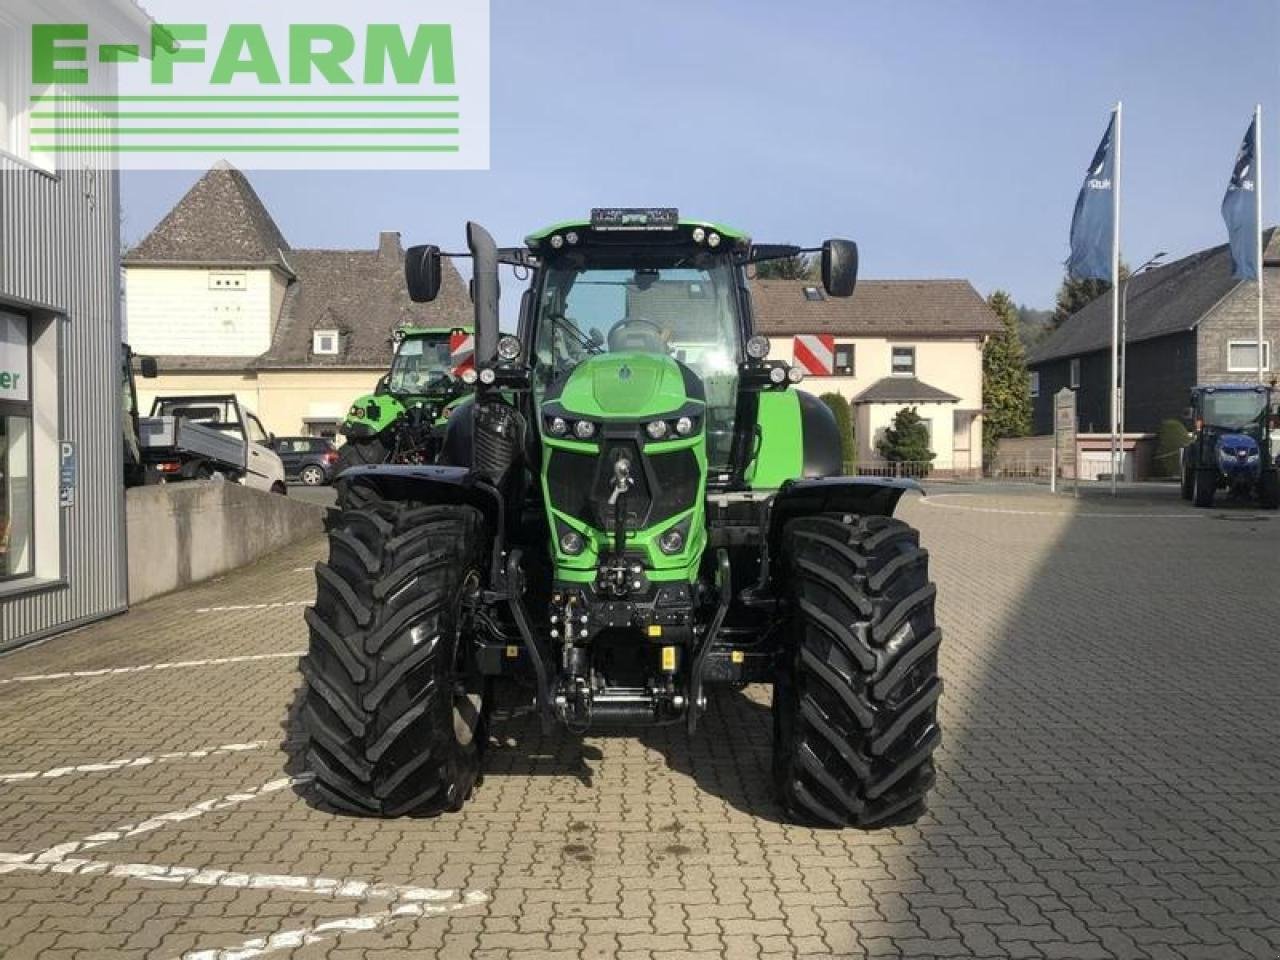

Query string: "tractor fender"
[[754, 476, 923, 592], [338, 464, 507, 582], [341, 392, 405, 441]]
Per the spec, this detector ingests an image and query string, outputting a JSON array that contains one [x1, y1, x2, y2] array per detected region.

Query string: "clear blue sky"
[[121, 0, 1280, 308]]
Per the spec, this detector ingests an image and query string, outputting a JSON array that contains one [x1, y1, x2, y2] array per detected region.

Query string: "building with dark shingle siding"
[[1027, 230, 1279, 436], [124, 163, 471, 438]]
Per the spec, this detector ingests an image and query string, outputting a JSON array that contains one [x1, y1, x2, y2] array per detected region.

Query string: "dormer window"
[[313, 330, 341, 355]]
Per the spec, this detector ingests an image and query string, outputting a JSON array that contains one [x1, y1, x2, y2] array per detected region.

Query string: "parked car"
[[270, 436, 340, 486]]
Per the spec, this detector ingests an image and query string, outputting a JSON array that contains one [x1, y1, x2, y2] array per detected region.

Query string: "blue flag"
[[1222, 116, 1259, 280], [1067, 114, 1117, 280]]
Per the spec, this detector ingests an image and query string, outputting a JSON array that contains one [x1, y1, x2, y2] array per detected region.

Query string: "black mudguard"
[[756, 475, 923, 591]]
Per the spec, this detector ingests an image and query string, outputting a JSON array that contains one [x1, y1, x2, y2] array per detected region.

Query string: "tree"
[[819, 392, 857, 468], [877, 406, 935, 476], [1153, 418, 1190, 479], [1051, 261, 1130, 329], [754, 250, 816, 280], [983, 291, 1032, 457]]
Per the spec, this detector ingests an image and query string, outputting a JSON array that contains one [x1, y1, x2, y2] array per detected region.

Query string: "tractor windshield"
[[387, 335, 456, 394], [533, 253, 743, 470], [1202, 390, 1268, 432]]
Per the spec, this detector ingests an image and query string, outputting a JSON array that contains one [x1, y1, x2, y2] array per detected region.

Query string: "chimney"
[[378, 231, 402, 260]]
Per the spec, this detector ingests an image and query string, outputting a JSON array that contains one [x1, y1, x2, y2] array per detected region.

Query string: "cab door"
[[242, 410, 285, 491]]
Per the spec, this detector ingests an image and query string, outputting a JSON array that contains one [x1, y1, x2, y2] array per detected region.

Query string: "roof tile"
[[753, 279, 1001, 338]]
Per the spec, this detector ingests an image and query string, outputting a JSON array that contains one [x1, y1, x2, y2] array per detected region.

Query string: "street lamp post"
[[1117, 252, 1167, 480]]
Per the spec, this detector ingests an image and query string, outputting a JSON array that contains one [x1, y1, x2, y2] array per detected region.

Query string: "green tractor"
[[300, 210, 942, 828], [336, 323, 474, 477]]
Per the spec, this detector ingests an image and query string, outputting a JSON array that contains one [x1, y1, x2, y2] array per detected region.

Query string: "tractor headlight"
[[658, 528, 684, 554], [479, 367, 497, 385], [350, 406, 365, 418], [560, 531, 585, 555], [707, 232, 722, 248], [646, 419, 669, 440], [497, 335, 522, 362], [768, 366, 787, 384], [574, 419, 597, 440], [566, 231, 580, 245], [692, 227, 707, 244], [675, 416, 695, 436], [461, 368, 479, 385], [746, 335, 770, 360], [787, 365, 805, 384], [550, 234, 565, 250], [547, 416, 568, 437]]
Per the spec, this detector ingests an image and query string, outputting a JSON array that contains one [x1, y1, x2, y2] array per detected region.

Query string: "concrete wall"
[[126, 482, 325, 605]]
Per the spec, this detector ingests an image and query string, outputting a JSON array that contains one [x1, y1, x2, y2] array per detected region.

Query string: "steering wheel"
[[607, 316, 667, 353]]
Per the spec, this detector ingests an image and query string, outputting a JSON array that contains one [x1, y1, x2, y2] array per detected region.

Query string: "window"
[[209, 273, 247, 291], [891, 346, 915, 376], [1069, 358, 1081, 389], [1227, 340, 1271, 372], [313, 330, 340, 355], [245, 413, 270, 446], [833, 343, 855, 376], [0, 311, 33, 580], [1029, 370, 1040, 398]]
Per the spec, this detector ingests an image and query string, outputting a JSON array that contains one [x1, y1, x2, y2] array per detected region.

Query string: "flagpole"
[[1110, 101, 1123, 494], [1256, 103, 1265, 384]]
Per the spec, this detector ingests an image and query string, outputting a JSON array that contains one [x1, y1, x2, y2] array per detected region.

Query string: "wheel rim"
[[302, 466, 322, 485], [451, 570, 484, 748]]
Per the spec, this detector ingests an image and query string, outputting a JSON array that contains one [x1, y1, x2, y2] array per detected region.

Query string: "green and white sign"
[[0, 313, 29, 403], [15, 0, 489, 171]]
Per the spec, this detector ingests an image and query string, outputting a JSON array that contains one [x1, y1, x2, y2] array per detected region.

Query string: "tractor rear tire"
[[772, 513, 941, 829], [1259, 470, 1280, 510], [1192, 468, 1216, 509], [1180, 464, 1193, 500], [299, 494, 489, 817], [335, 437, 391, 510]]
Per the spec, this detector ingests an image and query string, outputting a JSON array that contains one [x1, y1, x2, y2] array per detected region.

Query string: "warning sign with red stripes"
[[450, 331, 476, 376], [792, 334, 835, 376]]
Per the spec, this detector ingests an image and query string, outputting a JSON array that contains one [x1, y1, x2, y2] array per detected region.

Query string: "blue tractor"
[[1181, 384, 1279, 509]]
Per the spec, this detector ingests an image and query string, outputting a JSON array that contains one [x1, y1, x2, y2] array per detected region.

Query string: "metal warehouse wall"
[[0, 153, 129, 651]]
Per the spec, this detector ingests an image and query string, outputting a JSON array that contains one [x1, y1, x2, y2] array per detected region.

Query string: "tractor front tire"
[[1259, 469, 1280, 510], [300, 493, 489, 817], [772, 513, 942, 829], [335, 437, 391, 510], [1192, 468, 1216, 509]]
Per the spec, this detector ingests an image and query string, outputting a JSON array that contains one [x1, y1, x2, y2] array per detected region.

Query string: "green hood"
[[555, 353, 690, 417]]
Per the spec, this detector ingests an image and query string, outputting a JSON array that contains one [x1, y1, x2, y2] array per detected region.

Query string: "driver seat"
[[608, 318, 666, 354]]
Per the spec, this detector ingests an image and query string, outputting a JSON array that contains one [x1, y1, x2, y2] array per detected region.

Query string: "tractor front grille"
[[546, 443, 699, 532]]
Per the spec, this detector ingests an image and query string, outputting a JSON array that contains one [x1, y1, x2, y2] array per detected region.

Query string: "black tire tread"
[[299, 495, 486, 817], [773, 513, 942, 829]]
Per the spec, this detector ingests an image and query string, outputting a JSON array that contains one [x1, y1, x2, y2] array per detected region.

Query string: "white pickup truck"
[[139, 395, 286, 493]]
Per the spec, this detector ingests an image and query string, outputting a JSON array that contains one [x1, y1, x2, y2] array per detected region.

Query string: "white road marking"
[[0, 652, 304, 686], [292, 566, 315, 573], [0, 853, 461, 902], [25, 775, 310, 864], [918, 494, 1238, 520], [178, 891, 489, 960], [0, 741, 271, 784], [194, 602, 309, 613]]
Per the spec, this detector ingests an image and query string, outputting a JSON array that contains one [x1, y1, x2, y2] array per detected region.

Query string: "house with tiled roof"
[[752, 279, 1001, 472], [124, 163, 471, 438]]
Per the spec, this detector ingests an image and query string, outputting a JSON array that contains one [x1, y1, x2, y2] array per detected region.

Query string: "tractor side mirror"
[[139, 356, 158, 379], [405, 245, 443, 303], [821, 238, 858, 298]]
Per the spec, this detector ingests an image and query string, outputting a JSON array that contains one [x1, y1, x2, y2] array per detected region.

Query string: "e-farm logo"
[[22, 0, 489, 171]]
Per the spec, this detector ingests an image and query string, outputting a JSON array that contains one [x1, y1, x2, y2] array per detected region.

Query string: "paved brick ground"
[[1, 488, 1278, 959]]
